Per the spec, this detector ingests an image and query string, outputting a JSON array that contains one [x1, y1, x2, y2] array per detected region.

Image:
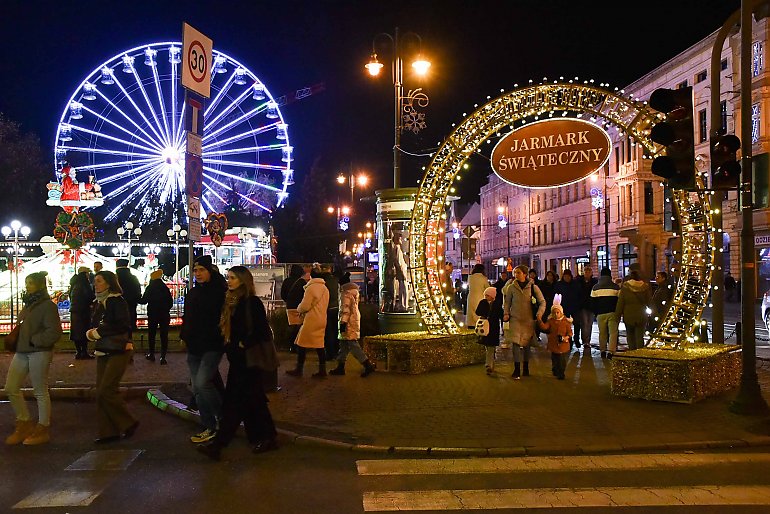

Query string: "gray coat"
[[502, 280, 545, 346], [16, 297, 63, 353]]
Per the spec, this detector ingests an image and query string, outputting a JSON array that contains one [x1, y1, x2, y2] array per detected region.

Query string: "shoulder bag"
[[244, 297, 280, 371], [474, 318, 490, 337], [4, 324, 20, 352], [94, 333, 130, 353]]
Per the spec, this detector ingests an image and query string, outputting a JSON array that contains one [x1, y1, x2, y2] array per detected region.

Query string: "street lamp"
[[591, 168, 611, 271], [366, 28, 431, 188], [337, 170, 369, 205], [116, 221, 142, 264], [2, 220, 30, 326], [497, 198, 511, 262], [166, 224, 188, 311]]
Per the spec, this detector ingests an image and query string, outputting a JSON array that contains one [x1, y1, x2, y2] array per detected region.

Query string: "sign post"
[[181, 22, 212, 290]]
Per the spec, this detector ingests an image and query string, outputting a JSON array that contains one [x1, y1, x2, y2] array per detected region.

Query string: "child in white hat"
[[537, 294, 573, 380]]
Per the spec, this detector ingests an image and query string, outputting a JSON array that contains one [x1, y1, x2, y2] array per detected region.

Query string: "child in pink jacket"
[[537, 294, 573, 380]]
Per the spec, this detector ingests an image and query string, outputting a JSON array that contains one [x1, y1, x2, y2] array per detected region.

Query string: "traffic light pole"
[[731, 0, 769, 415], [709, 8, 740, 345]]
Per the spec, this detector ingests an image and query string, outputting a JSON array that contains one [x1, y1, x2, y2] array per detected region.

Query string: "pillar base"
[[378, 312, 422, 335]]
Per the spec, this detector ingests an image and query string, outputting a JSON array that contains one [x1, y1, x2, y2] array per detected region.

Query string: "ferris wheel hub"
[[161, 146, 181, 165]]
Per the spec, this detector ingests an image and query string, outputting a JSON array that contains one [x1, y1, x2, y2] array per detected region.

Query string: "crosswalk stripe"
[[357, 452, 770, 476], [362, 485, 770, 511]]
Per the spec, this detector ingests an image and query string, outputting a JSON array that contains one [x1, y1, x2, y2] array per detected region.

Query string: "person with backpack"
[[140, 268, 173, 364], [475, 287, 501, 375], [502, 265, 545, 379]]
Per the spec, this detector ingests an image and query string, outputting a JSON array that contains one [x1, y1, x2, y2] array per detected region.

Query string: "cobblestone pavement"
[[1, 326, 769, 453]]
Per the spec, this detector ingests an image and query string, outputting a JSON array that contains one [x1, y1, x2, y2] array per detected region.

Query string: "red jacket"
[[538, 315, 573, 354]]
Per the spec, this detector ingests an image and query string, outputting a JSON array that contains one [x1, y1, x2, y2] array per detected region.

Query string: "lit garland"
[[409, 81, 712, 349]]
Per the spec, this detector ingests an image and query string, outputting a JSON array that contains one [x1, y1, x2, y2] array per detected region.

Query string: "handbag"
[[4, 324, 20, 352], [474, 318, 490, 337], [245, 328, 280, 371], [286, 308, 303, 325], [94, 333, 130, 353]]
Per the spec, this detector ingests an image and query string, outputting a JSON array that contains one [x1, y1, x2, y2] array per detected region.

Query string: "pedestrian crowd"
[[469, 262, 667, 381]]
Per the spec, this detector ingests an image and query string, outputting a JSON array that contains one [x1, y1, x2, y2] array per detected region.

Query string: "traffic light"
[[648, 86, 696, 189], [710, 132, 741, 189]]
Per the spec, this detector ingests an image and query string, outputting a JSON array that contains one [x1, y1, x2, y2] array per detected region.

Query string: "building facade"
[[477, 18, 770, 297]]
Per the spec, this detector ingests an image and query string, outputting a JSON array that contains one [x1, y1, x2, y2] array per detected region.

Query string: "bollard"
[[735, 321, 742, 345]]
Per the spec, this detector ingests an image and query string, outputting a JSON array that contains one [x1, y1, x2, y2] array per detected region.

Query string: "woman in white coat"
[[466, 264, 488, 328], [286, 275, 329, 378]]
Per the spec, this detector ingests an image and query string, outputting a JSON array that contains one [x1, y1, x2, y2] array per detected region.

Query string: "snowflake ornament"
[[402, 108, 426, 134]]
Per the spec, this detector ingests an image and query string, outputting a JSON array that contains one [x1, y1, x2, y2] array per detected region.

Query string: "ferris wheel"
[[53, 42, 294, 226]]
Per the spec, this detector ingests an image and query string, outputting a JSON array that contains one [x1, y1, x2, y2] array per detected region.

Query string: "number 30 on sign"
[[181, 23, 213, 99]]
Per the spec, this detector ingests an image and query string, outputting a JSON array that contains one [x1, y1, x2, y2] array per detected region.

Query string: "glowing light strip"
[[204, 71, 237, 121], [203, 105, 265, 142], [236, 191, 272, 213], [93, 88, 164, 150], [171, 55, 178, 145], [80, 104, 163, 152], [130, 64, 170, 146], [151, 62, 172, 144], [99, 160, 165, 185], [103, 162, 164, 198], [205, 159, 287, 172], [58, 145, 157, 159], [76, 157, 158, 172], [103, 163, 165, 220], [110, 70, 167, 146], [202, 144, 283, 157], [202, 166, 281, 192], [205, 85, 253, 134], [69, 123, 161, 155], [202, 122, 278, 147]]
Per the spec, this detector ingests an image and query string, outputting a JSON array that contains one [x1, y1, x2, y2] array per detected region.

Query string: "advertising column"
[[377, 188, 421, 334]]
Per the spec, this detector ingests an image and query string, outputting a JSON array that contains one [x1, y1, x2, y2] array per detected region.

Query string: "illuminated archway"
[[410, 82, 714, 349]]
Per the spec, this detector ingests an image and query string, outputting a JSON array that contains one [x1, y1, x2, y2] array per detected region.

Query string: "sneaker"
[[190, 429, 216, 444], [600, 351, 607, 359]]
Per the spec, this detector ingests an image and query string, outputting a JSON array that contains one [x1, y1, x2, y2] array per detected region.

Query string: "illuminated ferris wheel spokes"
[[54, 42, 293, 226]]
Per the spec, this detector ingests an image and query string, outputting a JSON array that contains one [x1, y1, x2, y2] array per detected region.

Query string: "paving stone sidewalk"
[[2, 337, 769, 454]]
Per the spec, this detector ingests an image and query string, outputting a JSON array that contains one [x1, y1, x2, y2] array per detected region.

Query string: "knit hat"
[[194, 255, 215, 274], [551, 293, 564, 315], [116, 258, 129, 267], [150, 269, 163, 280], [483, 287, 497, 300], [78, 266, 91, 274]]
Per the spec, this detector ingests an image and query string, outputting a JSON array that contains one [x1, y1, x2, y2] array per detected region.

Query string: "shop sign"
[[491, 118, 611, 188], [576, 257, 590, 264], [755, 235, 770, 247]]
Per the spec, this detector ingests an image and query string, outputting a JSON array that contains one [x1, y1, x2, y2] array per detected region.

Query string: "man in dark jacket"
[[69, 267, 95, 359], [140, 268, 173, 364], [181, 255, 227, 444], [554, 269, 580, 351], [281, 264, 306, 350], [591, 267, 620, 358], [576, 266, 598, 353], [115, 258, 141, 337]]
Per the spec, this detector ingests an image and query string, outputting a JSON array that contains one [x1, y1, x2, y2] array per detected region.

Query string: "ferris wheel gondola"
[[52, 42, 294, 226]]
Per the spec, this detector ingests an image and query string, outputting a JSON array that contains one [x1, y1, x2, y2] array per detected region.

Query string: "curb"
[[144, 389, 770, 456], [0, 384, 162, 401]]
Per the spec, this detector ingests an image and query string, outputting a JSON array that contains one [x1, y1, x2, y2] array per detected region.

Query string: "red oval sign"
[[490, 118, 612, 188]]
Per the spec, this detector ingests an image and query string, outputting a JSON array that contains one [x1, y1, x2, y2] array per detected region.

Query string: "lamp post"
[[337, 168, 369, 206], [497, 198, 511, 262], [591, 168, 611, 270], [166, 224, 188, 310], [2, 220, 30, 327], [365, 28, 431, 188], [116, 221, 142, 264]]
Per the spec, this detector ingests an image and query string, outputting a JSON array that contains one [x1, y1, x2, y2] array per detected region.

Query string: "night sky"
[[0, 0, 741, 205]]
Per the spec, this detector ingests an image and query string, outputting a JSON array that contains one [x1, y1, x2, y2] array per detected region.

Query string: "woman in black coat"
[[198, 265, 277, 461], [70, 268, 95, 359], [280, 264, 306, 350], [475, 287, 501, 375]]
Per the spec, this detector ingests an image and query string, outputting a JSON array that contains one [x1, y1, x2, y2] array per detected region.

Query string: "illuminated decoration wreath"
[[410, 81, 714, 349], [53, 210, 96, 249], [205, 212, 228, 247]]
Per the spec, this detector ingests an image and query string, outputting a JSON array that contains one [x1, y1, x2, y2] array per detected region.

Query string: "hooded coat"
[[615, 279, 652, 326], [466, 271, 489, 327], [502, 279, 545, 346], [338, 282, 361, 340], [295, 277, 329, 348]]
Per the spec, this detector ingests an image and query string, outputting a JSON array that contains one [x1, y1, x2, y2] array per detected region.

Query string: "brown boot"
[[5, 420, 35, 445], [23, 424, 50, 445]]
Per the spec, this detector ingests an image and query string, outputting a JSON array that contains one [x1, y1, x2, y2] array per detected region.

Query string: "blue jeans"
[[187, 351, 223, 431], [337, 338, 367, 365], [4, 351, 53, 426]]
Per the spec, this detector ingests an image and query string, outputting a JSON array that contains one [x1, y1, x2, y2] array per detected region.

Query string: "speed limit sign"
[[181, 22, 213, 98]]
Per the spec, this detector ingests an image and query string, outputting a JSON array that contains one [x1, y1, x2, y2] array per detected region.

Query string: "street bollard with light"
[[2, 220, 30, 326], [167, 224, 188, 315]]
